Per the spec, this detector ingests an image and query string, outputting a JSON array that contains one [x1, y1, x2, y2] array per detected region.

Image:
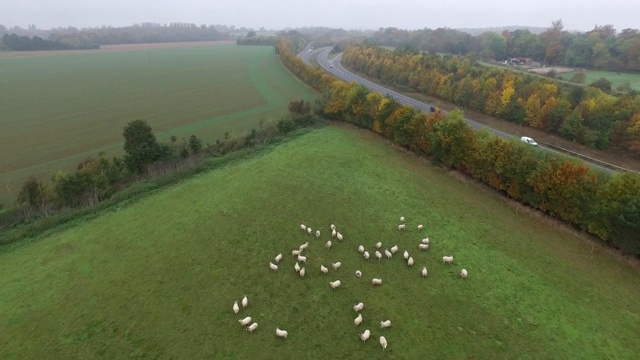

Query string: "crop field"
[[562, 69, 640, 90], [1, 125, 638, 359], [0, 43, 316, 204]]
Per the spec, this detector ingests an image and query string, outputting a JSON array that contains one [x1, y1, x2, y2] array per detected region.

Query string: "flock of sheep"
[[233, 217, 469, 351]]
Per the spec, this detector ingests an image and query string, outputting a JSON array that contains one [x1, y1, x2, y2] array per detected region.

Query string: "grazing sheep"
[[307, 227, 313, 235], [363, 251, 370, 260], [398, 224, 406, 231], [295, 262, 301, 273], [417, 224, 424, 231], [379, 336, 388, 350], [375, 251, 382, 261], [316, 230, 321, 238], [332, 229, 337, 238], [233, 301, 240, 315], [422, 266, 428, 277], [239, 316, 252, 326], [354, 313, 363, 327], [355, 270, 362, 278], [275, 253, 283, 263], [372, 278, 382, 286], [360, 329, 371, 342], [269, 262, 278, 271], [326, 240, 332, 249], [292, 249, 301, 256], [375, 242, 382, 249], [332, 262, 342, 271], [337, 232, 344, 241], [403, 250, 409, 260], [384, 249, 392, 259], [248, 322, 259, 333], [320, 265, 329, 274], [299, 242, 309, 251], [330, 224, 336, 230], [329, 280, 341, 289], [242, 295, 248, 308], [299, 267, 306, 277], [390, 245, 398, 254], [358, 245, 365, 253], [461, 269, 468, 278], [276, 327, 288, 339], [418, 243, 429, 250], [297, 255, 307, 264], [353, 302, 364, 312], [300, 224, 307, 231], [400, 216, 405, 223], [443, 255, 454, 264], [380, 320, 391, 328], [408, 257, 414, 267], [421, 237, 430, 244]]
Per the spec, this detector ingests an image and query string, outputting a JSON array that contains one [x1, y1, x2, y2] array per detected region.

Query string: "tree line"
[[367, 20, 640, 71], [340, 45, 640, 157], [276, 35, 640, 256], [1, 33, 98, 50]]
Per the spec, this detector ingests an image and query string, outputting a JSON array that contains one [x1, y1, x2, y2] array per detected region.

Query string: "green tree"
[[122, 119, 163, 173], [569, 71, 586, 84], [16, 176, 50, 216], [589, 78, 612, 92], [189, 135, 203, 154]]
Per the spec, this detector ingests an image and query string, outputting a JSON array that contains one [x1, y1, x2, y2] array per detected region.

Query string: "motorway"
[[300, 45, 619, 174]]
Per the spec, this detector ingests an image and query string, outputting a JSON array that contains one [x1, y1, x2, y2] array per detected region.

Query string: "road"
[[300, 46, 620, 174]]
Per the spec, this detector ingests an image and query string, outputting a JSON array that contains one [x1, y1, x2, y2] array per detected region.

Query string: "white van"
[[520, 136, 538, 146]]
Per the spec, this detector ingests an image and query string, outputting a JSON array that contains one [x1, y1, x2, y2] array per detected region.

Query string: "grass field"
[[0, 43, 316, 204], [1, 125, 638, 359], [562, 69, 640, 90]]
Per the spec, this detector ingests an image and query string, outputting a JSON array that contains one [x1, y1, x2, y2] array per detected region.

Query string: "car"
[[520, 136, 538, 146]]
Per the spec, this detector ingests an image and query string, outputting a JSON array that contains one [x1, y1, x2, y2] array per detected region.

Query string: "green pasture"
[[0, 44, 316, 204], [1, 126, 638, 359], [562, 69, 640, 90]]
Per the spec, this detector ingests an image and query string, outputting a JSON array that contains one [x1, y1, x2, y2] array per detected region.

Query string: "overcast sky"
[[1, 0, 638, 32]]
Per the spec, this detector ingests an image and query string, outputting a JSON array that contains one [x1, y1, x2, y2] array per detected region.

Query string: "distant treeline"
[[1, 33, 98, 50], [236, 32, 277, 46]]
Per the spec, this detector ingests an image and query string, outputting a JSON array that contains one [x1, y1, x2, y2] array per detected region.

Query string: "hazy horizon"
[[2, 0, 638, 33]]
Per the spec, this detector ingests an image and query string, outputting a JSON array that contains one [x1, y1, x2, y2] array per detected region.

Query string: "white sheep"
[[384, 249, 392, 259], [398, 224, 406, 231], [299, 267, 306, 277], [299, 242, 309, 251], [336, 232, 344, 241], [242, 295, 248, 308], [422, 237, 430, 244], [390, 244, 398, 254], [332, 229, 337, 238], [375, 242, 382, 249], [363, 251, 370, 260], [329, 280, 341, 289], [275, 253, 283, 263], [443, 255, 454, 264], [320, 265, 329, 274], [239, 316, 252, 326], [294, 262, 301, 273], [233, 301, 239, 315], [307, 227, 312, 235], [330, 224, 336, 230], [422, 266, 428, 277], [372, 278, 382, 286], [326, 240, 332, 249], [297, 255, 307, 264], [408, 257, 414, 267], [400, 216, 405, 223], [419, 243, 429, 250], [269, 262, 278, 271], [358, 245, 365, 253], [403, 250, 409, 260], [353, 302, 364, 312], [380, 320, 391, 328], [276, 327, 288, 339], [380, 336, 388, 351], [375, 251, 382, 261], [360, 329, 371, 342], [316, 230, 321, 238], [355, 270, 362, 278], [292, 249, 301, 256], [417, 224, 424, 231], [354, 313, 363, 327], [461, 269, 468, 278], [300, 224, 307, 231], [332, 262, 342, 271], [247, 322, 259, 333]]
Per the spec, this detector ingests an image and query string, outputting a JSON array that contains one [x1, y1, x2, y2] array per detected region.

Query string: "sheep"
[[330, 224, 336, 231], [329, 280, 341, 289], [354, 313, 363, 327], [247, 322, 259, 333], [384, 249, 392, 259], [380, 320, 391, 328], [269, 262, 278, 271], [398, 224, 406, 231], [332, 262, 342, 271], [233, 301, 239, 315], [443, 255, 454, 264], [336, 232, 344, 241], [295, 262, 301, 273], [320, 265, 329, 274], [275, 253, 283, 263], [326, 240, 332, 249], [239, 316, 252, 326], [363, 251, 370, 260], [300, 224, 307, 231], [375, 242, 382, 249], [372, 278, 382, 286], [292, 249, 301, 256], [299, 267, 306, 277], [408, 257, 414, 267], [422, 266, 428, 277], [332, 229, 337, 238], [379, 336, 388, 351], [400, 216, 405, 223], [316, 230, 321, 238], [461, 269, 468, 278], [360, 329, 371, 342], [421, 237, 430, 244], [390, 244, 398, 254], [403, 250, 409, 260], [355, 270, 362, 278], [307, 227, 313, 235], [417, 224, 424, 231], [353, 302, 364, 312], [242, 295, 248, 308], [276, 327, 288, 339], [297, 255, 307, 264], [299, 242, 309, 251], [358, 245, 365, 253], [418, 243, 429, 250], [375, 251, 382, 261]]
